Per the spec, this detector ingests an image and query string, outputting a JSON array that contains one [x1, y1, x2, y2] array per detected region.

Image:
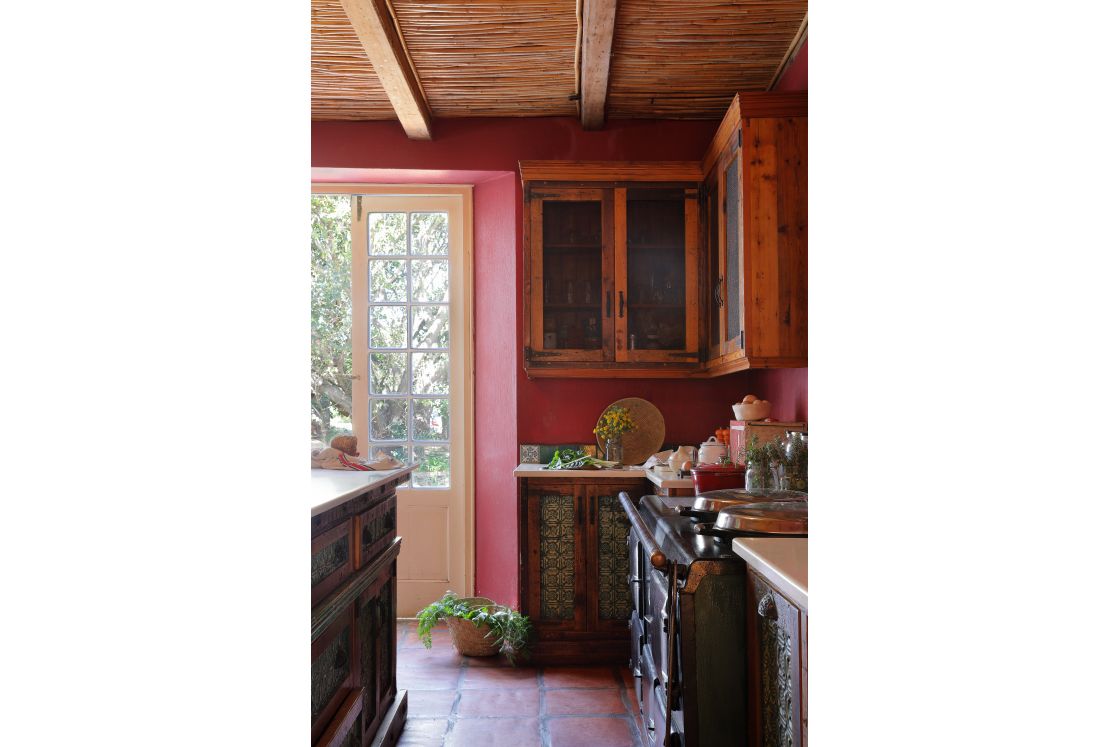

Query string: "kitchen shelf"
[[544, 303, 601, 310], [627, 303, 684, 310]]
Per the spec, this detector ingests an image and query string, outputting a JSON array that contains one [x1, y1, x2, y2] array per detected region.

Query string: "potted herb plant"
[[416, 591, 533, 665]]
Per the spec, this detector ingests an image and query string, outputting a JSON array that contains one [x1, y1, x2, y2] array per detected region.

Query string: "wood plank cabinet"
[[521, 162, 702, 378], [520, 92, 807, 379], [517, 475, 648, 663], [703, 92, 808, 375], [312, 473, 409, 747], [746, 568, 807, 747]]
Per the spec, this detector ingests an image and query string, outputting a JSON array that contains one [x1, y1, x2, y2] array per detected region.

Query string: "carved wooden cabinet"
[[517, 475, 648, 663], [312, 471, 410, 747], [746, 568, 807, 747], [702, 92, 808, 375], [520, 162, 702, 378]]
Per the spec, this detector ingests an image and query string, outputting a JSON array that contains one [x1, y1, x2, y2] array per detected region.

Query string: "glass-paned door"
[[349, 190, 473, 616], [616, 187, 700, 363], [723, 143, 745, 356], [363, 208, 451, 487], [528, 187, 614, 362]]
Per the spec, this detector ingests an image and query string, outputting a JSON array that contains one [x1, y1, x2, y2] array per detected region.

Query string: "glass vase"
[[744, 460, 778, 492], [604, 437, 623, 464]]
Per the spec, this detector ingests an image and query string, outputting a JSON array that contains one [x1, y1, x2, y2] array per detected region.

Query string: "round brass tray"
[[594, 397, 665, 465]]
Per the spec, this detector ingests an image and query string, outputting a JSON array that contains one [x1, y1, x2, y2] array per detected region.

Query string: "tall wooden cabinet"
[[517, 475, 648, 663], [521, 162, 702, 378], [520, 92, 807, 379]]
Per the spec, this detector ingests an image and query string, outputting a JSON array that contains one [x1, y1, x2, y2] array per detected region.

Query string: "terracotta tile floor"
[[396, 621, 644, 747]]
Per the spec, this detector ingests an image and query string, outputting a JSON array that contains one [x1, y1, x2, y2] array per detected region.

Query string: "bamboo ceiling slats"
[[312, 0, 396, 120], [390, 0, 578, 118], [607, 0, 807, 119], [310, 0, 807, 125]]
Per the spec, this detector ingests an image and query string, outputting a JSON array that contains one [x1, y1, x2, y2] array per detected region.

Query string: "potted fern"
[[416, 591, 533, 665]]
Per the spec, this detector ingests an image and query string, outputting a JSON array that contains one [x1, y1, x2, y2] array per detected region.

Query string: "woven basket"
[[446, 597, 501, 657]]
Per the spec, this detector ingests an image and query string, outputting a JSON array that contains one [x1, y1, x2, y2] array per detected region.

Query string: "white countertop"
[[311, 466, 415, 516], [644, 468, 694, 490], [514, 463, 651, 479], [732, 537, 808, 611]]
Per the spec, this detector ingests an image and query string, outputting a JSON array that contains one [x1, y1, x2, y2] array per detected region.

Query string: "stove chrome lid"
[[692, 488, 807, 514], [714, 500, 809, 536]]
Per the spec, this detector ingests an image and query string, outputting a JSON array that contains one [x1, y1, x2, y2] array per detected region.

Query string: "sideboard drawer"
[[312, 521, 353, 607], [357, 496, 396, 569]]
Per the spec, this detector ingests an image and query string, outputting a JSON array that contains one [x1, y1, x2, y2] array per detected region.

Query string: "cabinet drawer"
[[356, 495, 396, 568], [312, 521, 353, 607]]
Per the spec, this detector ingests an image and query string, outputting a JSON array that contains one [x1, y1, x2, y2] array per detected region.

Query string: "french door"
[[347, 188, 474, 615]]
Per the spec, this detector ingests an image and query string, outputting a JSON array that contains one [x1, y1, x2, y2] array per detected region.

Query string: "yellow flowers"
[[594, 405, 636, 441]]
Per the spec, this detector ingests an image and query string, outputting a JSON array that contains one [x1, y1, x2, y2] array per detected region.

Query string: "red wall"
[[313, 49, 808, 603]]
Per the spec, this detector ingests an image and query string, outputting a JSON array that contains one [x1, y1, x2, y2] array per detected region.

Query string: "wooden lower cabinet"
[[746, 569, 807, 747], [312, 476, 408, 747], [518, 476, 647, 664]]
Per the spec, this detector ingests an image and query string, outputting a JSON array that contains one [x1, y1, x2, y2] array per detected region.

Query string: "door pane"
[[370, 259, 407, 302], [370, 305, 407, 349], [626, 189, 686, 350], [369, 213, 407, 255], [542, 201, 603, 350], [410, 212, 449, 255], [368, 443, 408, 463], [369, 399, 408, 440], [411, 259, 449, 302], [412, 398, 450, 441], [411, 306, 450, 348], [412, 445, 450, 487], [369, 353, 408, 395], [411, 352, 449, 394]]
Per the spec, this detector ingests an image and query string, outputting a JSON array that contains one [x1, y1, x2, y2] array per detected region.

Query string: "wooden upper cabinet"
[[521, 162, 703, 378], [703, 92, 808, 374], [521, 99, 806, 380]]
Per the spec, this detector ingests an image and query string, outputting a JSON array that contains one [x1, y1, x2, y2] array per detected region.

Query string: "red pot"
[[690, 464, 746, 494]]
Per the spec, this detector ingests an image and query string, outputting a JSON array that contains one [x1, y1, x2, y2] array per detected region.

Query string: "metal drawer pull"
[[757, 593, 778, 620], [334, 647, 348, 669]]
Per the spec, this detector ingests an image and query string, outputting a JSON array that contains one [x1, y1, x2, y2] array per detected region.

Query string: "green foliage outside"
[[311, 195, 353, 444]]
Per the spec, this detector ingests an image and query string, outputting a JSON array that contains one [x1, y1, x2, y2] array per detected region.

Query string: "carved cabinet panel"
[[746, 569, 805, 747], [518, 477, 648, 663]]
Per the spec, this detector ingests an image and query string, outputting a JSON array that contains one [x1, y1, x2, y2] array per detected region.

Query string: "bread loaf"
[[330, 435, 359, 456]]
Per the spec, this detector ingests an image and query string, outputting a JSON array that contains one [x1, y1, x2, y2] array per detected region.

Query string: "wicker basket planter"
[[443, 600, 501, 658], [445, 597, 501, 657]]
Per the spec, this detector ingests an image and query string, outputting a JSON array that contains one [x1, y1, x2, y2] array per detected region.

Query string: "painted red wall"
[[774, 40, 808, 92], [312, 47, 809, 602]]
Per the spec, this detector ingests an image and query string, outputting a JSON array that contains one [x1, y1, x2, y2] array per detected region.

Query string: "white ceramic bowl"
[[732, 401, 772, 421]]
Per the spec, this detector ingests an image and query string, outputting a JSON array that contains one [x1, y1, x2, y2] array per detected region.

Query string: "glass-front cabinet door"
[[614, 187, 700, 363], [527, 187, 614, 362], [704, 129, 747, 365]]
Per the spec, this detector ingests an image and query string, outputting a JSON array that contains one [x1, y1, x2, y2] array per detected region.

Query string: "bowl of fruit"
[[732, 394, 772, 421]]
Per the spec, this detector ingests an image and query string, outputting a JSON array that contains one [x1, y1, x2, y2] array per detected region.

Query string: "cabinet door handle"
[[334, 647, 348, 670], [714, 277, 724, 307], [757, 593, 778, 620], [619, 290, 626, 318]]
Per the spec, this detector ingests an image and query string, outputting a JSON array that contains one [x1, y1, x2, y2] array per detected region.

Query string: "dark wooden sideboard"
[[311, 469, 412, 747]]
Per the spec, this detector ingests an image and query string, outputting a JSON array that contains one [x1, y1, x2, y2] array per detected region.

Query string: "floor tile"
[[457, 688, 541, 718], [399, 646, 465, 671], [396, 717, 449, 746], [406, 690, 459, 718], [445, 717, 542, 747], [541, 666, 619, 689], [397, 666, 462, 691], [546, 716, 636, 747], [460, 666, 541, 690], [545, 688, 627, 716]]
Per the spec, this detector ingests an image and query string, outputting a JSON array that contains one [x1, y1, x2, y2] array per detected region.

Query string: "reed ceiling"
[[311, 0, 807, 132]]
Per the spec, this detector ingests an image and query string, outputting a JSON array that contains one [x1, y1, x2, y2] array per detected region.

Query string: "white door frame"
[[313, 183, 475, 613]]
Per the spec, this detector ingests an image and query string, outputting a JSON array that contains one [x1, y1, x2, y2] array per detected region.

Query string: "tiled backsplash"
[[519, 444, 598, 464]]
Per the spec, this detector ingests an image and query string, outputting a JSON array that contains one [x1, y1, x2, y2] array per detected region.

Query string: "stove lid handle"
[[619, 491, 668, 571]]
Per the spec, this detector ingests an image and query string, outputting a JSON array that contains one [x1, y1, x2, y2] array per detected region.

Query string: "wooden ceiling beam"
[[767, 13, 808, 91], [578, 0, 618, 129], [339, 0, 432, 140]]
